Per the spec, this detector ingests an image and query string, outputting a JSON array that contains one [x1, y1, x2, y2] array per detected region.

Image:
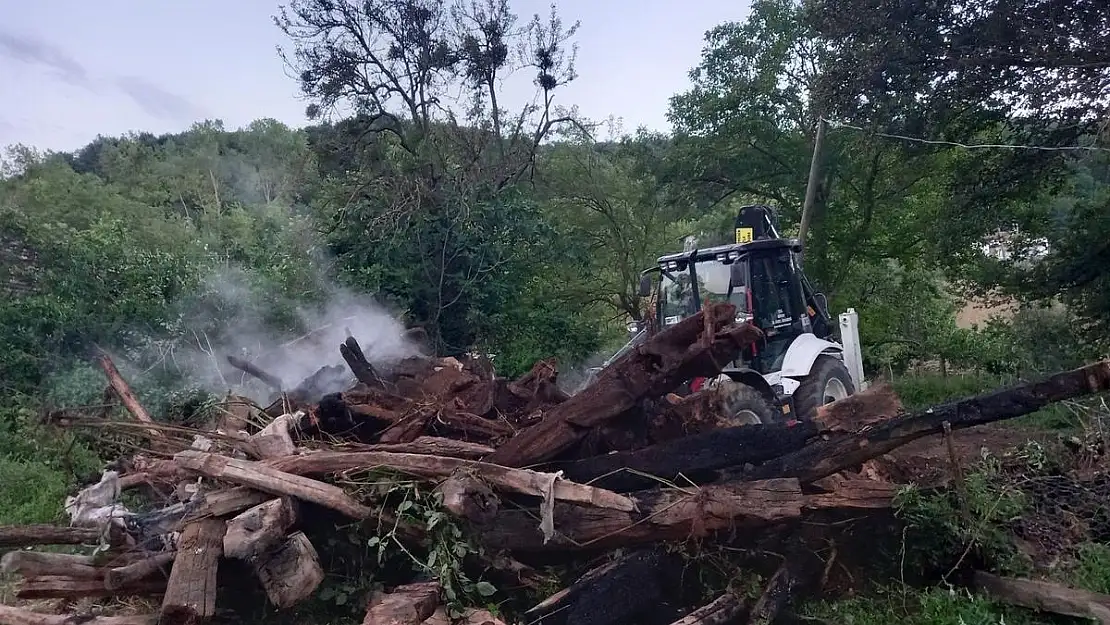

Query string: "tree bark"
[[340, 336, 382, 388], [974, 571, 1110, 624], [226, 356, 283, 392], [811, 382, 903, 432], [478, 478, 803, 552], [265, 450, 636, 512], [428, 409, 514, 441], [332, 436, 494, 460], [97, 354, 162, 439], [1, 551, 103, 579], [745, 360, 1110, 484], [486, 305, 761, 467], [174, 451, 372, 519], [436, 472, 499, 524], [477, 475, 893, 553], [558, 421, 819, 492], [160, 519, 225, 625]]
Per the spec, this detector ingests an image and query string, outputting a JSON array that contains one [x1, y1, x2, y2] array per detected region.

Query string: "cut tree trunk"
[[0, 606, 156, 625], [223, 498, 298, 561], [486, 304, 762, 468], [478, 478, 803, 552], [1, 551, 104, 579], [811, 383, 903, 432], [16, 575, 165, 600], [974, 571, 1110, 624], [265, 451, 636, 512], [0, 524, 124, 549], [252, 531, 324, 608], [557, 421, 819, 492], [105, 551, 176, 591], [669, 593, 745, 625], [174, 451, 372, 519], [477, 475, 891, 553], [525, 547, 679, 625], [161, 518, 225, 625], [361, 581, 441, 625], [745, 360, 1110, 484]]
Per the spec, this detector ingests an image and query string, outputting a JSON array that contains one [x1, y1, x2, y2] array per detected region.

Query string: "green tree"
[[535, 139, 675, 321], [811, 0, 1109, 279], [667, 0, 952, 301], [275, 0, 595, 356]]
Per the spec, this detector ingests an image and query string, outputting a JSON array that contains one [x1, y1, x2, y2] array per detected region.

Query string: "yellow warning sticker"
[[736, 227, 754, 243]]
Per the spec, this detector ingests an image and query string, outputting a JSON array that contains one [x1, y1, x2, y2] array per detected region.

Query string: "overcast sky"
[[0, 0, 750, 153]]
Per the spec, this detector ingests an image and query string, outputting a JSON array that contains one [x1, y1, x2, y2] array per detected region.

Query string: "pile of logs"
[[2, 302, 1110, 625]]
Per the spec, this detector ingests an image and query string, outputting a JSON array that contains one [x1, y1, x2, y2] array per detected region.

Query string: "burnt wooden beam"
[[526, 548, 679, 625], [226, 356, 284, 392], [558, 421, 819, 492], [743, 359, 1110, 484]]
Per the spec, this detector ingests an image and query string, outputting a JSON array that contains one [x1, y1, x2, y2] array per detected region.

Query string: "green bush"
[[893, 454, 1031, 578], [0, 457, 70, 525], [1066, 542, 1110, 595], [891, 373, 1007, 411]]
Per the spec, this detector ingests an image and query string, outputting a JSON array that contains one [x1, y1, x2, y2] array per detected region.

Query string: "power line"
[[824, 118, 1110, 152]]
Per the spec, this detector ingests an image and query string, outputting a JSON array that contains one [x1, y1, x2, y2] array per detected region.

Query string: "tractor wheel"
[[716, 380, 782, 426], [793, 355, 855, 420]]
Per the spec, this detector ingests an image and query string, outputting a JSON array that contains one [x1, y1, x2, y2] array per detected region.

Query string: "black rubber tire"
[[717, 381, 782, 426], [793, 355, 856, 421]]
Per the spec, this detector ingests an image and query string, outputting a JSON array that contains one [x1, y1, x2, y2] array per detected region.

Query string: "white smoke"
[[171, 266, 423, 404]]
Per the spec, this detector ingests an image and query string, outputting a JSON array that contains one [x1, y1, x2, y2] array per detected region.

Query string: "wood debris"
[[1, 311, 1108, 625]]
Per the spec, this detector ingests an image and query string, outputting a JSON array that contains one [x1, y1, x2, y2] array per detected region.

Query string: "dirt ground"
[[866, 423, 1056, 487]]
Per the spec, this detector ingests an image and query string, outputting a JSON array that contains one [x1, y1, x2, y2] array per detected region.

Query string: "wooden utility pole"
[[797, 118, 828, 263]]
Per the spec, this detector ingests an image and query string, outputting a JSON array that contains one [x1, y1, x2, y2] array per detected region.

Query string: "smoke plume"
[[172, 266, 423, 404]]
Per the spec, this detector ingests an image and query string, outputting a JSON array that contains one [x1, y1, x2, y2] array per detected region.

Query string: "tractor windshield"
[[660, 271, 697, 326], [659, 259, 750, 327]]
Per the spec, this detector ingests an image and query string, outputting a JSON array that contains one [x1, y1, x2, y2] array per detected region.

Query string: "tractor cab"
[[639, 205, 834, 375], [583, 204, 863, 423]]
